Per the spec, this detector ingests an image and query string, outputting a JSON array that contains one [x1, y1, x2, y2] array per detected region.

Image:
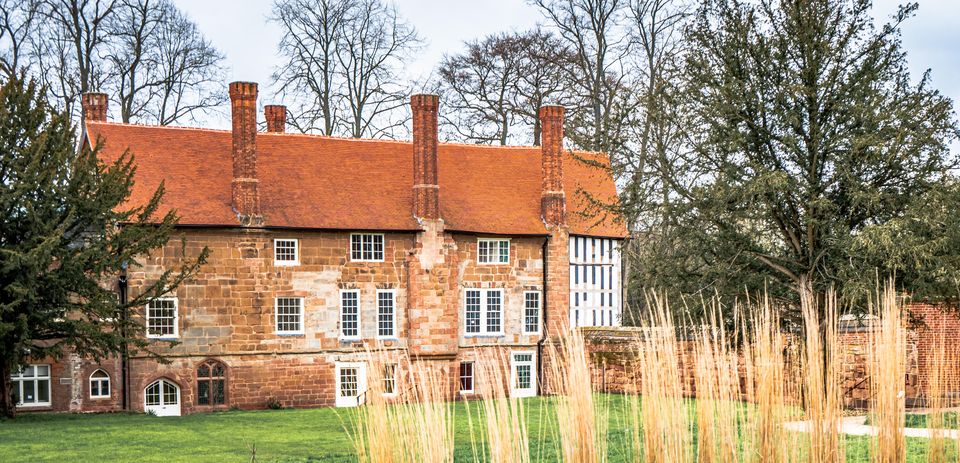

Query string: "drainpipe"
[[537, 237, 549, 395], [119, 263, 129, 411]]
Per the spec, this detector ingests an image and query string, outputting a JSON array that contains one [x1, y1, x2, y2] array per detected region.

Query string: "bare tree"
[[0, 0, 39, 79], [271, 0, 420, 138], [107, 0, 226, 124], [513, 29, 571, 145], [435, 29, 569, 146], [271, 0, 349, 135], [532, 0, 634, 154], [0, 0, 225, 125], [437, 32, 527, 145], [33, 0, 117, 119], [336, 0, 419, 138]]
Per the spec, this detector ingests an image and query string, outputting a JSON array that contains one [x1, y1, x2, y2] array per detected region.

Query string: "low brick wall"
[[582, 305, 960, 409]]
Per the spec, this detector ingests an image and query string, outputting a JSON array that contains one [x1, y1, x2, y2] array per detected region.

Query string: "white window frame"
[[146, 297, 179, 339], [335, 362, 367, 407], [510, 351, 537, 398], [464, 288, 504, 337], [89, 369, 111, 399], [477, 238, 510, 264], [273, 238, 300, 266], [382, 363, 397, 397], [275, 297, 304, 335], [523, 291, 541, 335], [11, 364, 51, 407], [459, 362, 475, 394], [350, 233, 385, 262], [376, 289, 397, 339], [340, 289, 361, 340]]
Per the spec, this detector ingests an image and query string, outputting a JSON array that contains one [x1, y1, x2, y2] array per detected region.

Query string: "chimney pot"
[[81, 93, 108, 122], [539, 105, 566, 226], [264, 105, 286, 133], [229, 81, 262, 225], [411, 94, 440, 220]]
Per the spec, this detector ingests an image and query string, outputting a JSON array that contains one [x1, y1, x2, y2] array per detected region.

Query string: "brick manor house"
[[11, 82, 626, 416]]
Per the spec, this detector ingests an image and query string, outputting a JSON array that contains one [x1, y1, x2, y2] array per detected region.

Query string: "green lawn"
[[0, 395, 952, 462]]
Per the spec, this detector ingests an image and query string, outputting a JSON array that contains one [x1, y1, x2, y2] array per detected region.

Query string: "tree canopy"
[[632, 0, 960, 316], [0, 76, 207, 417]]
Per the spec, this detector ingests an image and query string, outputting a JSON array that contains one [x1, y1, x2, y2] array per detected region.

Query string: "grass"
[[0, 396, 954, 462], [864, 413, 960, 430]]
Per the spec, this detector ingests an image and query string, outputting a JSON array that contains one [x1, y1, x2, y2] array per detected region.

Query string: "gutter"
[[537, 236, 550, 395], [118, 264, 129, 411]]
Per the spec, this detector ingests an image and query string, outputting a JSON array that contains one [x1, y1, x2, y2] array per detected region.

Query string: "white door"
[[335, 362, 367, 407], [510, 352, 537, 398], [144, 379, 181, 417]]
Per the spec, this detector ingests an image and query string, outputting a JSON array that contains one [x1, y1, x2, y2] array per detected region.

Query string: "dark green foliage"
[[636, 0, 960, 316], [0, 75, 208, 417]]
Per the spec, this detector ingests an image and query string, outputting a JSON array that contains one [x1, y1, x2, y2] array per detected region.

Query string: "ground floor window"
[[459, 362, 474, 394], [197, 359, 226, 406], [510, 352, 536, 398], [89, 369, 110, 399], [335, 362, 367, 407], [11, 364, 50, 406], [382, 363, 397, 395]]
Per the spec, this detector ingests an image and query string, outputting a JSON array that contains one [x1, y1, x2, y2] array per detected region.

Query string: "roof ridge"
[[88, 121, 610, 156]]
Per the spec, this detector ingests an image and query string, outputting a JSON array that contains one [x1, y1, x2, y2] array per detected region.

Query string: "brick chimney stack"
[[229, 81, 262, 225], [81, 93, 108, 122], [539, 105, 566, 226], [411, 94, 440, 220], [264, 105, 286, 133]]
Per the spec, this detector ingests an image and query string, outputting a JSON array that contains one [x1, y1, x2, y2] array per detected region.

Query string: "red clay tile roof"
[[86, 122, 627, 238]]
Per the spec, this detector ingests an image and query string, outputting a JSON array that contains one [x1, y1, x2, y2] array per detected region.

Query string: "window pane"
[[163, 382, 177, 404], [274, 239, 298, 263], [213, 379, 225, 405], [499, 241, 509, 263], [383, 364, 396, 394], [516, 365, 531, 389], [459, 363, 474, 392], [486, 291, 501, 333], [147, 299, 176, 337], [340, 368, 358, 397], [276, 298, 303, 333], [351, 235, 362, 260], [465, 290, 481, 333], [145, 382, 161, 406], [341, 292, 359, 337], [198, 365, 210, 378], [198, 380, 210, 405], [101, 380, 110, 397], [378, 292, 394, 337], [524, 292, 540, 333]]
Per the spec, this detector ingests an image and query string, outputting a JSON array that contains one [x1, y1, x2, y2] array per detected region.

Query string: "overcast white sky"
[[171, 0, 960, 131]]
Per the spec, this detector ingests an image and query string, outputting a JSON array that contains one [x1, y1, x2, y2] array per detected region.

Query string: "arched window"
[[197, 359, 226, 406], [90, 370, 110, 399]]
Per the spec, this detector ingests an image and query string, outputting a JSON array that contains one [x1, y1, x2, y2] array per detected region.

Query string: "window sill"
[[147, 336, 179, 341], [339, 337, 362, 342], [376, 336, 399, 341], [276, 332, 305, 337], [274, 261, 300, 267], [89, 396, 111, 400], [16, 403, 52, 408], [464, 333, 504, 338]]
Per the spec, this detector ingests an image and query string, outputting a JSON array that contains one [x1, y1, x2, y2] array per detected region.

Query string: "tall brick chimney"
[[264, 105, 286, 133], [229, 81, 261, 225], [539, 105, 566, 226], [81, 93, 108, 122], [411, 94, 440, 220]]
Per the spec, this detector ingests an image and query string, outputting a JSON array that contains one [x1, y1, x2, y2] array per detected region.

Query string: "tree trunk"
[[0, 358, 16, 419]]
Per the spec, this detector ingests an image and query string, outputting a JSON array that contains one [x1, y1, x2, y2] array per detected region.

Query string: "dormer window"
[[274, 239, 299, 266], [350, 233, 384, 262], [477, 238, 509, 264]]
